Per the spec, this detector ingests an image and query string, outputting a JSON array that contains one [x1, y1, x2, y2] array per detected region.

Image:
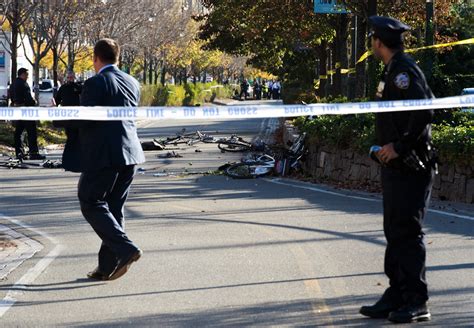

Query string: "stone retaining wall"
[[283, 122, 473, 204], [304, 145, 473, 203]]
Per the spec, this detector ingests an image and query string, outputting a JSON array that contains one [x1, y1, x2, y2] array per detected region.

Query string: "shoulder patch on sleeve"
[[394, 72, 410, 89]]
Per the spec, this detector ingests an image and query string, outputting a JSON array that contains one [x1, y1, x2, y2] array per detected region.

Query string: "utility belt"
[[391, 142, 439, 175]]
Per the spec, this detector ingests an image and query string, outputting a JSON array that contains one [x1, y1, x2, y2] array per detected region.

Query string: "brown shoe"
[[108, 249, 142, 281], [87, 268, 110, 281]]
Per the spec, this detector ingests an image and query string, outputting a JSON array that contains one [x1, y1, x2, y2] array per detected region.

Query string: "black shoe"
[[15, 152, 24, 161], [108, 249, 142, 281], [360, 298, 402, 319], [30, 153, 46, 160], [388, 303, 431, 323], [87, 268, 110, 281]]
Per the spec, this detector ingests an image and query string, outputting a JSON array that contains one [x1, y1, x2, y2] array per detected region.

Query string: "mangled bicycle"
[[224, 132, 306, 179]]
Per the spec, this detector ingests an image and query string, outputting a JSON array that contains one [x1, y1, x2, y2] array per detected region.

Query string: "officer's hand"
[[379, 143, 399, 163]]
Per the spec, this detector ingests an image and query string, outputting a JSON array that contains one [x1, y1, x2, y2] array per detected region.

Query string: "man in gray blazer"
[[61, 39, 145, 281]]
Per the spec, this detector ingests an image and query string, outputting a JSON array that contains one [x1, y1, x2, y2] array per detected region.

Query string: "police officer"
[[54, 71, 82, 106], [11, 68, 45, 160], [359, 16, 436, 323]]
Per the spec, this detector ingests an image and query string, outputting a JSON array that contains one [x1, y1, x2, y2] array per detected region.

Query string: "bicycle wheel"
[[218, 141, 252, 152], [225, 162, 273, 179]]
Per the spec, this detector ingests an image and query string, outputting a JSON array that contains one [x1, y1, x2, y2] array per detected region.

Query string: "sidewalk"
[[0, 222, 43, 280], [212, 98, 283, 106]]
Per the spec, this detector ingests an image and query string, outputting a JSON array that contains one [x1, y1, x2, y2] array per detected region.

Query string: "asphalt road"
[[0, 114, 473, 327]]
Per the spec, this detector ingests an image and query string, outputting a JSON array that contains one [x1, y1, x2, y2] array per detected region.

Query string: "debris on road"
[[141, 140, 165, 151], [157, 151, 183, 158]]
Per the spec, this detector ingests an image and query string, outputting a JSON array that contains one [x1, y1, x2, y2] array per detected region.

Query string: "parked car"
[[38, 79, 60, 106], [0, 86, 8, 107], [460, 88, 474, 113], [461, 87, 474, 96]]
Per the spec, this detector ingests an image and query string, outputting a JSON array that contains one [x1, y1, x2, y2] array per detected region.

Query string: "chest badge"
[[394, 72, 410, 89]]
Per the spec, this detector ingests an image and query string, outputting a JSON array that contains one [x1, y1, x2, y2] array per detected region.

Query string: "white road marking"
[[268, 178, 474, 221], [0, 215, 64, 318], [258, 118, 268, 136]]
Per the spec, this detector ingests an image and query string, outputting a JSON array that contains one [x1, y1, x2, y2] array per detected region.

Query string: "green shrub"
[[0, 122, 14, 147], [295, 113, 376, 153], [184, 83, 206, 106], [140, 82, 233, 106], [432, 112, 473, 165], [140, 85, 158, 106], [295, 108, 473, 165], [166, 85, 186, 106], [0, 121, 66, 149]]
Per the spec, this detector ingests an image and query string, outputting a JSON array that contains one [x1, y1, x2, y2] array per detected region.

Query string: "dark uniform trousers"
[[78, 165, 138, 274], [382, 167, 434, 303], [14, 120, 39, 155]]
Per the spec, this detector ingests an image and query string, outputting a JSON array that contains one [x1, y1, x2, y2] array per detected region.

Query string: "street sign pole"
[[425, 0, 435, 80], [367, 0, 378, 99]]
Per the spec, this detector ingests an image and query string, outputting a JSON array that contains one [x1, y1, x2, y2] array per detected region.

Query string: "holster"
[[400, 142, 439, 174]]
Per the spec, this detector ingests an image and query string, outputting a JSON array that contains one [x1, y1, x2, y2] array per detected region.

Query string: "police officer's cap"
[[369, 16, 411, 47]]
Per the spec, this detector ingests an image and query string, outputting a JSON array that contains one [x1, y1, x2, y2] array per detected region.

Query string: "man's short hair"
[[17, 68, 28, 77], [94, 38, 120, 64]]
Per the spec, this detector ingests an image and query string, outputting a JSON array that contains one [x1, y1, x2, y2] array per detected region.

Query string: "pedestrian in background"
[[254, 80, 262, 100], [268, 80, 274, 99], [239, 78, 249, 100], [10, 67, 45, 160], [272, 80, 281, 99], [359, 16, 437, 324], [54, 71, 82, 107], [262, 79, 268, 99], [57, 38, 145, 281]]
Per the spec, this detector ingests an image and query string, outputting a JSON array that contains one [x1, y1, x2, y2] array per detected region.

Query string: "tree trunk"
[[332, 14, 349, 97], [348, 15, 357, 100], [52, 46, 59, 90], [183, 68, 188, 85], [355, 15, 367, 99], [10, 24, 19, 82], [34, 58, 41, 102], [173, 71, 178, 85], [148, 57, 153, 85], [367, 0, 378, 99], [160, 64, 166, 85], [67, 42, 75, 71], [317, 40, 328, 98], [143, 56, 147, 84]]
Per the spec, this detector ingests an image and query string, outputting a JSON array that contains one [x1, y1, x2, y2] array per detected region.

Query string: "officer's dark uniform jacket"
[[376, 51, 435, 173], [54, 82, 82, 106], [11, 78, 36, 106]]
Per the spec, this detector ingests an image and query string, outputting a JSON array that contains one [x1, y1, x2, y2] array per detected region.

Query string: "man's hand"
[[378, 142, 399, 163]]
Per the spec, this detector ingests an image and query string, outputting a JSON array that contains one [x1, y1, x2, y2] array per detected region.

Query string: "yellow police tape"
[[324, 37, 474, 77]]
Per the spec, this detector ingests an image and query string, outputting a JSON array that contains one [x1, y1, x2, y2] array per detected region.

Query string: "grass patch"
[[0, 121, 66, 155]]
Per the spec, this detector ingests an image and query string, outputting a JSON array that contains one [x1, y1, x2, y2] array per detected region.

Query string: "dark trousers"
[[381, 167, 434, 304], [14, 120, 39, 156], [272, 89, 280, 99], [78, 165, 139, 274]]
